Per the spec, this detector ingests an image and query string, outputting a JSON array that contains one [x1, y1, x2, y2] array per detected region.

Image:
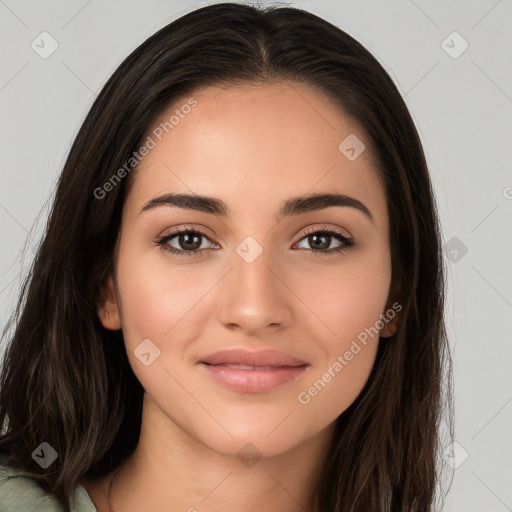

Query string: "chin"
[[208, 436, 297, 462], [197, 421, 308, 460]]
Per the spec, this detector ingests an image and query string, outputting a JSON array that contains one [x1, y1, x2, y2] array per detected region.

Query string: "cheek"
[[113, 243, 208, 357], [292, 248, 392, 344], [290, 252, 390, 414], [295, 338, 379, 432], [114, 255, 215, 412]]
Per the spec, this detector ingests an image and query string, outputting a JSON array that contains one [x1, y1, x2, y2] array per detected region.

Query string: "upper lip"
[[199, 349, 308, 367]]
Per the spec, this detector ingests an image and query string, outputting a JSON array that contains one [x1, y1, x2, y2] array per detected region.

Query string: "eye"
[[293, 226, 354, 256], [155, 225, 355, 258], [155, 227, 217, 257]]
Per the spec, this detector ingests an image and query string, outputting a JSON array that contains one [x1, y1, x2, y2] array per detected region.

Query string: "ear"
[[380, 285, 402, 339], [380, 314, 399, 338], [96, 273, 122, 330]]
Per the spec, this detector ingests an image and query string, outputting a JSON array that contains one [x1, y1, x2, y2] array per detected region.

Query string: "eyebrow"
[[140, 192, 374, 224]]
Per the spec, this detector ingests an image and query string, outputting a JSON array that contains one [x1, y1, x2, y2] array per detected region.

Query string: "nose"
[[217, 244, 293, 336]]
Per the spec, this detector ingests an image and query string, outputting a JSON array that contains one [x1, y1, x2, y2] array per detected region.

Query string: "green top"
[[0, 463, 97, 512]]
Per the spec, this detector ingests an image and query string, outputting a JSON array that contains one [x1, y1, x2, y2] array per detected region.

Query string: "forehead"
[[127, 82, 387, 225]]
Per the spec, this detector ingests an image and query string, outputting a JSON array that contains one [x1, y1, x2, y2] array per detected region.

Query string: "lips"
[[199, 348, 308, 368], [198, 348, 309, 393]]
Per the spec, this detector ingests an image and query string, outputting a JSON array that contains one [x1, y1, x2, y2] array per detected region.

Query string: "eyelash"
[[155, 225, 355, 258]]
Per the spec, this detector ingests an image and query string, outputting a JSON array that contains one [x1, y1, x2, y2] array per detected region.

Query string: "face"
[[98, 81, 398, 460]]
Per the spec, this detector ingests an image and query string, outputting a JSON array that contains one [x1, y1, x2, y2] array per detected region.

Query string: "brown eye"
[[175, 232, 202, 251], [156, 228, 216, 257], [295, 228, 354, 256]]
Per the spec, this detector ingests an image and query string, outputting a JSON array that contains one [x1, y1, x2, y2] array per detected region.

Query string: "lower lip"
[[199, 363, 308, 393]]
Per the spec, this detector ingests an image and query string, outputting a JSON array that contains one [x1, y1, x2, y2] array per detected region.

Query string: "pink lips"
[[198, 349, 309, 393]]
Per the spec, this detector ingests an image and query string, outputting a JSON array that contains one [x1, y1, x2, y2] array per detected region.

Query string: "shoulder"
[[0, 462, 97, 512]]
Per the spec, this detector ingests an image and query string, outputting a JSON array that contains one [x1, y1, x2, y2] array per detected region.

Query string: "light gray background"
[[0, 1, 511, 510]]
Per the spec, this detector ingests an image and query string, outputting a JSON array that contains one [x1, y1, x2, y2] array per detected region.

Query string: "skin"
[[81, 81, 399, 512]]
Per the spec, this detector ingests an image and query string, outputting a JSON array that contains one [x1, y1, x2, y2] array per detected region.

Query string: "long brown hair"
[[0, 3, 453, 510]]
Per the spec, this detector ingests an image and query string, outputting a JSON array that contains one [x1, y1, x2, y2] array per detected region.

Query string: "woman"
[[0, 2, 452, 511]]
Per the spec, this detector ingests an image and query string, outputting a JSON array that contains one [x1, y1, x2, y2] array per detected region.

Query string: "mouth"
[[199, 348, 308, 367], [198, 349, 309, 393]]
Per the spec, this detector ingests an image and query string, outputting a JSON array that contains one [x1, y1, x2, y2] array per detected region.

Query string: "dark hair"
[[0, 2, 453, 511]]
